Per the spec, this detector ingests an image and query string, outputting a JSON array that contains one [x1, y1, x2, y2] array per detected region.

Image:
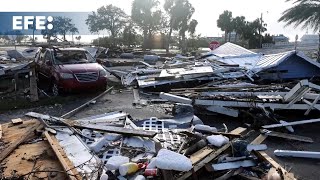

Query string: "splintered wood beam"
[[61, 86, 114, 119], [11, 118, 23, 125], [26, 112, 156, 137], [0, 122, 41, 163], [177, 127, 246, 180], [250, 134, 296, 180], [261, 130, 313, 143], [74, 124, 157, 138], [0, 125, 2, 140], [44, 131, 82, 180]]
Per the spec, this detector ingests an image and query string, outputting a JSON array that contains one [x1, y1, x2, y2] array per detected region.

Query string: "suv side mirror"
[[45, 60, 52, 66]]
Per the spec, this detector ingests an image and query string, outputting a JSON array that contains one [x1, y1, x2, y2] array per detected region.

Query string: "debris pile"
[[2, 43, 320, 179]]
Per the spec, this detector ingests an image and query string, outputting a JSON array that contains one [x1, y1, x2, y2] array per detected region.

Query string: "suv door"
[[42, 50, 54, 78], [38, 50, 53, 79]]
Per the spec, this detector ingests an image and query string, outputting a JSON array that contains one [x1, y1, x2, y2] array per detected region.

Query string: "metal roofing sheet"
[[254, 50, 295, 70], [212, 42, 256, 57]]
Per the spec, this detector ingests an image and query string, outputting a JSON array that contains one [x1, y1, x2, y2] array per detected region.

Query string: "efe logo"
[[12, 16, 53, 30]]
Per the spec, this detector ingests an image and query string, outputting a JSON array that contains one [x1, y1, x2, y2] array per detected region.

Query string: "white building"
[[300, 34, 319, 45]]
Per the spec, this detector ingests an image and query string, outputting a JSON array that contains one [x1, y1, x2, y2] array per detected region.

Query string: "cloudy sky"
[[0, 0, 314, 42]]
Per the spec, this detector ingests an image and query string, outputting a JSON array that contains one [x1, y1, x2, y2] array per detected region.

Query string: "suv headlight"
[[60, 73, 74, 79], [99, 70, 107, 77]]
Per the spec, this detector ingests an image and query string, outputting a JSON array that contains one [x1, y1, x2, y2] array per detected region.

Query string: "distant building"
[[272, 34, 289, 45], [301, 34, 319, 45], [206, 36, 224, 43], [221, 32, 237, 42]]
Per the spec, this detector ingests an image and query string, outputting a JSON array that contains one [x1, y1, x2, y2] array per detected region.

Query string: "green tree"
[[132, 0, 161, 51], [41, 16, 78, 42], [232, 16, 246, 42], [70, 27, 79, 43], [86, 5, 127, 46], [188, 19, 198, 36], [164, 0, 190, 53], [122, 21, 137, 46], [278, 0, 320, 61], [55, 17, 78, 41], [241, 18, 267, 48], [217, 10, 233, 42]]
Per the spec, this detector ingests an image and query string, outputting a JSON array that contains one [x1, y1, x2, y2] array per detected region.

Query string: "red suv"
[[35, 47, 108, 96]]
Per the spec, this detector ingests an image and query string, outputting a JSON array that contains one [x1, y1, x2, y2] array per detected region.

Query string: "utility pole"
[[259, 13, 263, 49]]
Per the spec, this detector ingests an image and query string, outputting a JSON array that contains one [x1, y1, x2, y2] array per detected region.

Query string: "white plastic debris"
[[194, 124, 217, 132], [131, 175, 146, 180], [106, 156, 129, 170], [146, 158, 157, 169], [155, 149, 192, 171], [11, 58, 16, 62], [89, 134, 122, 153], [100, 174, 109, 180], [123, 136, 156, 153], [206, 135, 229, 147]]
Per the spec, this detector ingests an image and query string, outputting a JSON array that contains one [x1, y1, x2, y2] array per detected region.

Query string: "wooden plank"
[[195, 99, 320, 110], [262, 118, 320, 129], [1, 141, 67, 179], [44, 131, 81, 180], [206, 106, 239, 117], [190, 146, 213, 164], [0, 122, 40, 163], [74, 124, 157, 138], [304, 94, 320, 115], [61, 86, 114, 119], [177, 127, 247, 180], [250, 134, 268, 145], [252, 151, 296, 180], [11, 118, 23, 125], [0, 124, 2, 140], [261, 130, 313, 143], [250, 134, 296, 180]]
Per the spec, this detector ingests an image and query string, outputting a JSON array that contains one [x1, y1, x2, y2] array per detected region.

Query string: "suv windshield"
[[53, 50, 96, 65]]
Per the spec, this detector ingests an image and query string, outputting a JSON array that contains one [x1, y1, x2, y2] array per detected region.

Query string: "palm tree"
[[217, 10, 233, 43], [232, 16, 246, 43], [278, 0, 320, 61], [70, 27, 79, 43]]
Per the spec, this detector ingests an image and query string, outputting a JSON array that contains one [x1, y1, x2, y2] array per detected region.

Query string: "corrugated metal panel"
[[258, 55, 320, 80], [254, 51, 295, 69], [208, 55, 261, 69], [211, 42, 256, 57], [202, 42, 256, 58]]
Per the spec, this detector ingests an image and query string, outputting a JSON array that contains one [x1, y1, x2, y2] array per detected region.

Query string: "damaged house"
[[205, 42, 320, 82]]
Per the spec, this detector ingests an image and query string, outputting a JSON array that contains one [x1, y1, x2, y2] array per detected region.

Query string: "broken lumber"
[[206, 106, 239, 117], [261, 130, 313, 143], [73, 124, 157, 138], [44, 131, 81, 180], [160, 92, 192, 104], [11, 118, 23, 125], [262, 118, 320, 129], [0, 125, 2, 140], [250, 135, 296, 180], [211, 160, 256, 171], [26, 112, 155, 137], [177, 127, 246, 180], [0, 122, 41, 163], [61, 86, 114, 119]]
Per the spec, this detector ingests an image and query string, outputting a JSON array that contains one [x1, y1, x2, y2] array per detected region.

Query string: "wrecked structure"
[[1, 42, 320, 180]]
